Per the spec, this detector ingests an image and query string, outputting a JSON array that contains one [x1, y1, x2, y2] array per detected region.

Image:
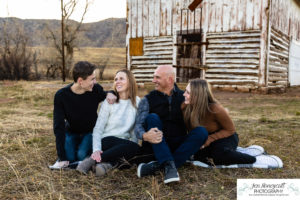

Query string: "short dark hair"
[[72, 61, 96, 82]]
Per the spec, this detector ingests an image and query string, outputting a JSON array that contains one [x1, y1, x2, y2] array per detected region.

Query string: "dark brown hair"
[[72, 61, 96, 82]]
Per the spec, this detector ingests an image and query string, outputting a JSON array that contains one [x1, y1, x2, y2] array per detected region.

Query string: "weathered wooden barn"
[[126, 0, 300, 92]]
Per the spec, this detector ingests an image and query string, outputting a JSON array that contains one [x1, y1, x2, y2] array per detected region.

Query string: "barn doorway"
[[175, 8, 206, 83], [175, 32, 204, 82]]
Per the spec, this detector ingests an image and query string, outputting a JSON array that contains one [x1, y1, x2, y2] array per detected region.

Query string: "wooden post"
[[61, 0, 66, 82]]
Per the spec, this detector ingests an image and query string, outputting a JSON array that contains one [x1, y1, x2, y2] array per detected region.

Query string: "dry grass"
[[31, 47, 126, 80], [0, 80, 300, 199]]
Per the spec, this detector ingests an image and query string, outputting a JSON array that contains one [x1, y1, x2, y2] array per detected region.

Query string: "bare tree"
[[0, 18, 37, 80], [46, 0, 91, 81]]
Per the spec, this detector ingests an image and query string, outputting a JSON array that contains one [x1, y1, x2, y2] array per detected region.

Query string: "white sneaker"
[[236, 145, 265, 157], [253, 154, 283, 168]]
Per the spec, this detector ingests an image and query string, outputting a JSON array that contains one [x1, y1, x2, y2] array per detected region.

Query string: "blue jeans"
[[144, 113, 208, 168], [64, 132, 92, 162]]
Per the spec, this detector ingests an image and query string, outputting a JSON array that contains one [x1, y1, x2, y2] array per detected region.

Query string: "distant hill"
[[0, 17, 126, 47]]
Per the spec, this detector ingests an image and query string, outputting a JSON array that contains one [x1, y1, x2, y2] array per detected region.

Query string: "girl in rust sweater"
[[182, 79, 256, 165]]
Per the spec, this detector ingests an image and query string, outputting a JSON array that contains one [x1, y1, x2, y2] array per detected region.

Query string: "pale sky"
[[0, 0, 126, 23]]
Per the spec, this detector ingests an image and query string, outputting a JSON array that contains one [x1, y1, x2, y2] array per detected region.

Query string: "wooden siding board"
[[126, 0, 131, 69], [160, 0, 167, 36], [258, 0, 269, 86], [246, 0, 254, 29], [205, 30, 260, 87], [208, 2, 216, 32], [143, 0, 149, 37], [131, 36, 173, 82], [194, 8, 201, 30], [222, 0, 230, 32], [202, 1, 209, 33], [148, 1, 155, 37], [206, 64, 259, 69], [188, 6, 195, 33], [137, 0, 143, 37], [268, 28, 290, 87], [206, 54, 259, 59], [215, 0, 222, 32], [154, 0, 161, 36], [253, 0, 261, 29], [207, 49, 260, 54], [131, 0, 138, 38], [166, 0, 172, 35]]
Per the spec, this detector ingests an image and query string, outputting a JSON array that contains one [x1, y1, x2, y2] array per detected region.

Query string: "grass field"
[[0, 80, 300, 199]]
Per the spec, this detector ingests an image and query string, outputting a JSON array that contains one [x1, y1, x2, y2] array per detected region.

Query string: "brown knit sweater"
[[201, 103, 236, 147]]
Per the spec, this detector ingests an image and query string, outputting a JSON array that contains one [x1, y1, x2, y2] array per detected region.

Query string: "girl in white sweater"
[[77, 69, 140, 176]]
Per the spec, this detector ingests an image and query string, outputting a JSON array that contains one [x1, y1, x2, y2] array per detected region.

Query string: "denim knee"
[[145, 113, 162, 131], [145, 113, 160, 123], [190, 126, 208, 142], [77, 149, 89, 161]]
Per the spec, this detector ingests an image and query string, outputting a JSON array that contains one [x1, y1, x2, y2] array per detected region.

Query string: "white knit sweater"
[[92, 97, 140, 152]]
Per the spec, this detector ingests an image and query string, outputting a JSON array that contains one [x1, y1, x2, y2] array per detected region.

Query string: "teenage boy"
[[53, 61, 116, 167]]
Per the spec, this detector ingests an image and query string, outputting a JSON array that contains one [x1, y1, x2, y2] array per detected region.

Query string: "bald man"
[[135, 65, 207, 184]]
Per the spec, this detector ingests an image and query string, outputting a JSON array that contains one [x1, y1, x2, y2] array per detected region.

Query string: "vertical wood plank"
[[143, 0, 149, 37], [246, 0, 254, 30], [148, 0, 155, 37], [222, 0, 229, 32], [173, 0, 181, 35], [215, 0, 222, 32], [229, 0, 237, 30], [160, 0, 167, 36], [182, 9, 188, 32], [131, 0, 137, 38], [194, 8, 201, 31], [137, 0, 143, 37], [126, 0, 131, 69], [188, 5, 195, 32], [237, 0, 243, 31], [258, 0, 269, 86], [253, 0, 260, 29], [154, 0, 161, 36], [166, 0, 172, 35]]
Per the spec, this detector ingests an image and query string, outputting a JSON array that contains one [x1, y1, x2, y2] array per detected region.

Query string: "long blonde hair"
[[183, 79, 217, 130], [113, 69, 138, 108]]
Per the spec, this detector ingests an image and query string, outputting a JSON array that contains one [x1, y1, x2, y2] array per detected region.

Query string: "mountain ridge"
[[0, 17, 126, 47]]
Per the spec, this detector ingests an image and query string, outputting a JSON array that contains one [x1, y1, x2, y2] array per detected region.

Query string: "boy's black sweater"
[[53, 83, 107, 161]]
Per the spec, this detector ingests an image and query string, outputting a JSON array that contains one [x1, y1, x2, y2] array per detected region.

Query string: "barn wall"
[[267, 28, 290, 88], [205, 30, 261, 90], [130, 36, 173, 82], [127, 0, 266, 85], [270, 0, 300, 41], [127, 0, 265, 38], [126, 0, 300, 90]]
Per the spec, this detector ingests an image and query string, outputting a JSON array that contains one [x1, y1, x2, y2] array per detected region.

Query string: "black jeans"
[[194, 133, 256, 165], [101, 136, 140, 167]]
